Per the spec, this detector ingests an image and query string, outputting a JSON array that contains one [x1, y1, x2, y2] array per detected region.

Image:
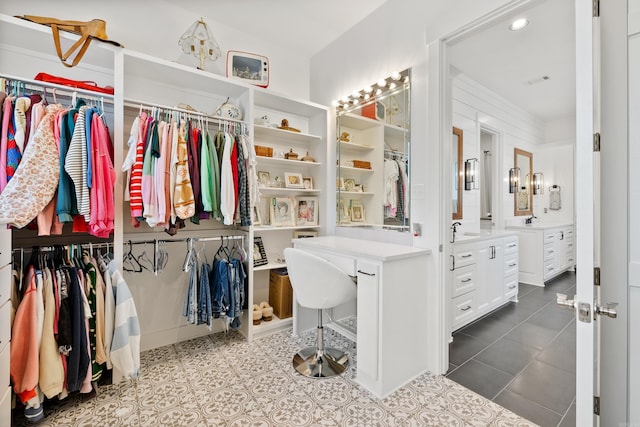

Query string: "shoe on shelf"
[[253, 304, 263, 325], [24, 403, 44, 424], [260, 301, 274, 321]]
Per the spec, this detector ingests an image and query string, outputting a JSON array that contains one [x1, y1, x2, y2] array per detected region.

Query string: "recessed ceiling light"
[[509, 18, 529, 31]]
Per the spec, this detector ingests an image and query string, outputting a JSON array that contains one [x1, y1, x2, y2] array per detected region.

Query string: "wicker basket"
[[352, 160, 371, 169], [255, 145, 273, 157]]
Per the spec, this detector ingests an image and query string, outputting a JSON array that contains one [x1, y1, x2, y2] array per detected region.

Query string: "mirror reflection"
[[452, 127, 463, 220], [336, 69, 411, 230], [514, 148, 533, 216]]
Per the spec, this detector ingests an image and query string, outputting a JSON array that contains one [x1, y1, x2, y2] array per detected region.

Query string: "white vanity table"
[[292, 236, 431, 398], [506, 223, 575, 286]]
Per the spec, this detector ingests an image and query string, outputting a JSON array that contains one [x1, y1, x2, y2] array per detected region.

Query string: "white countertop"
[[293, 236, 430, 261], [453, 229, 519, 244], [506, 222, 573, 230], [0, 218, 14, 226]]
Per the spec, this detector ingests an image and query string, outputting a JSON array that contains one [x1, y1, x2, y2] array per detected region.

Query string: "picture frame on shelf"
[[251, 205, 262, 226], [295, 197, 318, 226], [302, 176, 313, 190], [258, 171, 270, 187], [293, 230, 318, 239], [337, 199, 350, 224], [285, 172, 304, 188], [270, 197, 295, 226], [344, 178, 355, 192], [351, 202, 365, 222], [253, 236, 268, 267], [336, 177, 345, 191]]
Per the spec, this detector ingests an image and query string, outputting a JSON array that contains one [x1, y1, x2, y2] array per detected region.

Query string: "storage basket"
[[255, 145, 273, 157], [352, 160, 371, 169]]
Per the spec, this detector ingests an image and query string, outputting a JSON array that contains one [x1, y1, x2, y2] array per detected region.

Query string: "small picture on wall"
[[285, 172, 304, 188], [270, 197, 295, 226]]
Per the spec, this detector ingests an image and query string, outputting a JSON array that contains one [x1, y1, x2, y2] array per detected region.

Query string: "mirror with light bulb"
[[335, 69, 411, 231]]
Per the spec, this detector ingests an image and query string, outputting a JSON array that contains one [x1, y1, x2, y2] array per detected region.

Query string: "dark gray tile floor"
[[447, 271, 576, 427]]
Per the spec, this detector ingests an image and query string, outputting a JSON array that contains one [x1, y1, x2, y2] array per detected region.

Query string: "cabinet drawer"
[[544, 260, 556, 278], [452, 264, 476, 298], [0, 265, 10, 304], [0, 302, 10, 355], [504, 275, 518, 299], [0, 386, 9, 427], [544, 232, 557, 244], [0, 229, 9, 268], [0, 343, 8, 389], [504, 254, 518, 277], [453, 248, 475, 269], [504, 238, 518, 255], [544, 244, 556, 262], [452, 291, 476, 330]]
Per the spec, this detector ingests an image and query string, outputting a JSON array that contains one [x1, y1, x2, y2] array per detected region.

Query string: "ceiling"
[[449, 0, 575, 123], [168, 0, 388, 57]]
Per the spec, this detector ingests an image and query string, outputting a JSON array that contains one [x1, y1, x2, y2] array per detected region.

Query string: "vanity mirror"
[[336, 69, 411, 230], [514, 148, 533, 216], [452, 127, 463, 220]]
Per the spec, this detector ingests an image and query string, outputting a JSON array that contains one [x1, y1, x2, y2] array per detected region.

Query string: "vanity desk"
[[506, 223, 575, 286], [292, 236, 431, 398]]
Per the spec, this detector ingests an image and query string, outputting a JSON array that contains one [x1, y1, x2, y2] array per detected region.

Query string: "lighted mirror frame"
[[514, 148, 533, 216], [452, 127, 463, 220]]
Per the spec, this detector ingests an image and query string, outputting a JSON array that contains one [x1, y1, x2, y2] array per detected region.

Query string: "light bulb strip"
[[334, 70, 410, 111]]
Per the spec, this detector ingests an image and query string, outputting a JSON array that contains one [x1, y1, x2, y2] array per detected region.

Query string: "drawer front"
[[544, 244, 556, 262], [0, 265, 10, 304], [452, 264, 476, 298], [504, 237, 518, 255], [504, 275, 518, 299], [544, 232, 557, 244], [0, 302, 10, 355], [544, 260, 556, 278], [0, 229, 9, 268], [504, 254, 519, 277], [452, 291, 476, 330], [0, 343, 8, 389], [453, 249, 475, 269], [0, 386, 10, 427], [563, 228, 574, 240]]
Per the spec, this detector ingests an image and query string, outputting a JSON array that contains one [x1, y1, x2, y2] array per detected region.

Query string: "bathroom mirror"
[[336, 69, 411, 231], [514, 148, 533, 216], [452, 127, 463, 220]]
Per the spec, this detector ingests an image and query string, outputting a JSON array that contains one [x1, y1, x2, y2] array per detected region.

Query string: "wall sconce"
[[533, 172, 544, 195], [509, 167, 520, 193], [464, 158, 479, 191]]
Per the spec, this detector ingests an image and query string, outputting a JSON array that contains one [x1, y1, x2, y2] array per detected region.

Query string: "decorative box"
[[352, 160, 372, 169], [269, 268, 292, 319], [255, 145, 273, 157]]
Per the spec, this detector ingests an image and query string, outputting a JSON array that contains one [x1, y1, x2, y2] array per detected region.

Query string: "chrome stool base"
[[293, 346, 349, 378]]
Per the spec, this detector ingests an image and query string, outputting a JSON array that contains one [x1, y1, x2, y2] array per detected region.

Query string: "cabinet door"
[[476, 242, 503, 314], [356, 261, 379, 381]]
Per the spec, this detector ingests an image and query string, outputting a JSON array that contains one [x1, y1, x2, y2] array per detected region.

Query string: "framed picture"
[[344, 178, 355, 192], [302, 176, 313, 190], [351, 203, 365, 222], [285, 172, 304, 188], [251, 205, 262, 226], [296, 197, 318, 226], [337, 199, 350, 224], [270, 197, 295, 226], [258, 171, 270, 187], [336, 177, 345, 190], [226, 50, 269, 88], [293, 230, 318, 239], [253, 236, 268, 267]]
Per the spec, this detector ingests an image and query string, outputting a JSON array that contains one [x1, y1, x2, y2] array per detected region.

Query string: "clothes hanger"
[[123, 240, 143, 273], [137, 242, 154, 272]]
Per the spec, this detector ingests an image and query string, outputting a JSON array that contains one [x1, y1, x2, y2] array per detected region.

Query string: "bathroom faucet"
[[451, 222, 462, 243], [525, 215, 537, 225]]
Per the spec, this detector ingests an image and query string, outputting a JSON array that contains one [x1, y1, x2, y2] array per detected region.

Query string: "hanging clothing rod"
[[125, 235, 244, 246], [124, 98, 245, 125], [12, 242, 113, 254], [1, 73, 114, 102]]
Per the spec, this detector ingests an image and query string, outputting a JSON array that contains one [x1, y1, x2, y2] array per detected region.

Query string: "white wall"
[[0, 1, 310, 99]]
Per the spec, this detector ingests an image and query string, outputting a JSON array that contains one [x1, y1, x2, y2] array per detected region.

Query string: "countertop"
[[506, 222, 573, 230], [292, 235, 431, 261], [452, 229, 519, 244]]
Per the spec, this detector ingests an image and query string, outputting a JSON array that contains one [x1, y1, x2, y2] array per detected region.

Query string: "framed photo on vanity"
[[295, 197, 318, 226]]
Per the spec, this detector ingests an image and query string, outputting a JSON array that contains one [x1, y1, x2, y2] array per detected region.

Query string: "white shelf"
[[256, 156, 322, 167], [338, 141, 375, 152], [383, 122, 409, 134], [338, 191, 375, 196], [253, 262, 287, 271], [259, 187, 320, 194], [254, 225, 320, 232], [338, 166, 374, 173], [254, 125, 321, 144], [339, 113, 381, 130], [252, 315, 293, 337]]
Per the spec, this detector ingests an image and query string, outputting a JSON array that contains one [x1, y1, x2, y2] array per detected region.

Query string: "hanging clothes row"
[[181, 236, 248, 331], [383, 153, 409, 221], [122, 102, 259, 235], [0, 77, 116, 239], [9, 243, 140, 419]]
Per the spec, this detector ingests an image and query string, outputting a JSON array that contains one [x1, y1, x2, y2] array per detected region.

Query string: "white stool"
[[283, 248, 357, 378]]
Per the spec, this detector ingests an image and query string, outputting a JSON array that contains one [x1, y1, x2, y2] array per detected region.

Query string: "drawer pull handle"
[[509, 263, 517, 267], [548, 266, 554, 271], [461, 305, 471, 311], [509, 285, 517, 289], [357, 270, 375, 277], [508, 244, 517, 248], [461, 254, 472, 258], [461, 278, 472, 283]]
